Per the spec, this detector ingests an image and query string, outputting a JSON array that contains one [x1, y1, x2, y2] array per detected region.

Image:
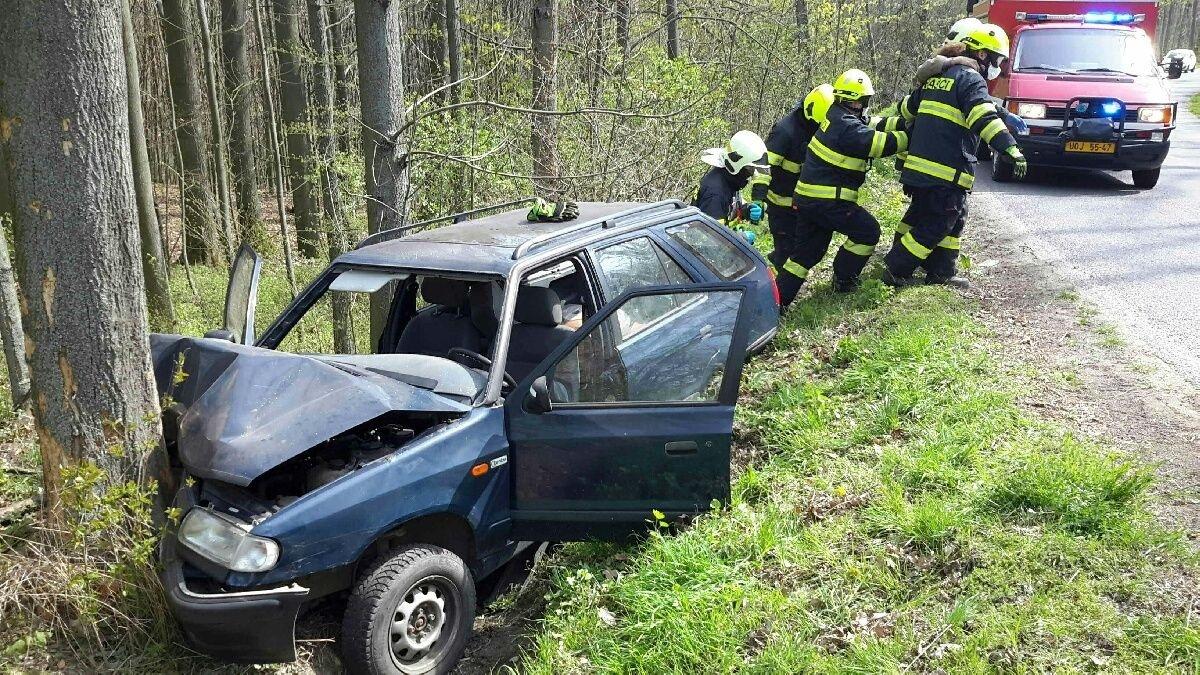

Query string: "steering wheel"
[[447, 347, 517, 389]]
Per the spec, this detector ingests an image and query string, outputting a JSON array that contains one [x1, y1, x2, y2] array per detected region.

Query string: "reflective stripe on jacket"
[[795, 103, 909, 203], [750, 107, 820, 208], [899, 62, 1017, 191]]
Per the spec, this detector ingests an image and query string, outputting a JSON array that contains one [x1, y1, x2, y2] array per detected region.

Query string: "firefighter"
[[749, 84, 835, 305], [788, 69, 909, 296], [883, 23, 1027, 288], [693, 130, 768, 227]]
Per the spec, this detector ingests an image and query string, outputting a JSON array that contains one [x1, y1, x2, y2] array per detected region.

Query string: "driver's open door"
[[223, 244, 262, 345], [505, 284, 751, 541]]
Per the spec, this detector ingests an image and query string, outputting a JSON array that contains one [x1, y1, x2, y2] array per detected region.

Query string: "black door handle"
[[664, 441, 698, 455]]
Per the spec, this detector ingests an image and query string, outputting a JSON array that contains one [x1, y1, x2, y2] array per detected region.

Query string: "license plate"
[[1065, 140, 1115, 153]]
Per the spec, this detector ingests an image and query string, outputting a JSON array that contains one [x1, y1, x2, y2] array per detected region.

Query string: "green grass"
[[516, 174, 1199, 673], [1190, 92, 1200, 117]]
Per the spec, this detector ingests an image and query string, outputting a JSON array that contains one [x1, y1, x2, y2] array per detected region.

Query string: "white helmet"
[[947, 17, 983, 43], [701, 130, 767, 175]]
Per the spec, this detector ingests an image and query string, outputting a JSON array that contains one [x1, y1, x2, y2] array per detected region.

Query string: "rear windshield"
[[1014, 28, 1159, 77], [666, 222, 754, 281]]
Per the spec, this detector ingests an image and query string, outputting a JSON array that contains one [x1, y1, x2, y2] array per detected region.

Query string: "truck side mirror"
[[527, 376, 553, 414]]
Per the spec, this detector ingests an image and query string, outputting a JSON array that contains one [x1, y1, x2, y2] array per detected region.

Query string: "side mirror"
[[203, 328, 237, 342], [527, 376, 553, 414]]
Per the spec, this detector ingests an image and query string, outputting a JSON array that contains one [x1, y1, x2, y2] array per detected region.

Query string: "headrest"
[[515, 286, 563, 326], [469, 282, 500, 335], [421, 277, 469, 307]]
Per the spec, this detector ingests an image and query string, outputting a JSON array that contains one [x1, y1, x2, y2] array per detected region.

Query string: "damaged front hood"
[[150, 335, 470, 486]]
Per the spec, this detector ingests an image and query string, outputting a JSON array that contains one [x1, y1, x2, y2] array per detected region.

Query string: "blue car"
[[152, 200, 779, 673]]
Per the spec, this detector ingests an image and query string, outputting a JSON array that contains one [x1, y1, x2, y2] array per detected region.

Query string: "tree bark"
[[309, 0, 354, 353], [272, 0, 322, 258], [794, 0, 809, 52], [1190, 0, 1198, 48], [329, 0, 354, 152], [0, 0, 163, 511], [121, 0, 176, 331], [220, 0, 264, 244], [615, 0, 632, 72], [444, 0, 462, 104], [354, 0, 408, 341], [161, 0, 223, 265], [665, 0, 680, 60], [531, 0, 560, 194]]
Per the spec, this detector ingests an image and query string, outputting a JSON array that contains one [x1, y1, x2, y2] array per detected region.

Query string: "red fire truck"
[[971, 0, 1176, 188]]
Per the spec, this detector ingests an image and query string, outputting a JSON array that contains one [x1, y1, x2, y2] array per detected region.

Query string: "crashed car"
[[152, 200, 779, 674]]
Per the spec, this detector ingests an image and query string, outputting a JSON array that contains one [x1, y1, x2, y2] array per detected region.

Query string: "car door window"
[[545, 288, 743, 404], [593, 236, 693, 337], [665, 221, 754, 281]]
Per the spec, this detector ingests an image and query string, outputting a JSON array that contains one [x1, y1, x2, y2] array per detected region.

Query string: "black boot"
[[881, 267, 922, 288], [925, 274, 970, 289], [833, 276, 861, 293]]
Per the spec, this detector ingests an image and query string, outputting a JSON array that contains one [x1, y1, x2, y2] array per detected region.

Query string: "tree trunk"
[[444, 0, 462, 104], [531, 0, 560, 194], [665, 0, 680, 60], [309, 0, 354, 353], [794, 0, 809, 52], [273, 0, 322, 258], [121, 0, 176, 331], [161, 0, 223, 265], [220, 0, 264, 245], [0, 226, 30, 410], [253, 0, 298, 295], [615, 0, 632, 72], [0, 0, 163, 511], [196, 0, 236, 259], [330, 0, 353, 152], [1190, 0, 1198, 48], [354, 0, 408, 342]]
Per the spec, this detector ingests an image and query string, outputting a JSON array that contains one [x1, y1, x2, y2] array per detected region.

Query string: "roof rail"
[[354, 197, 539, 249], [510, 199, 689, 260]]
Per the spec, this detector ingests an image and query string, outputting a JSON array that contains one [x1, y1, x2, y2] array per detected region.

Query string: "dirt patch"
[[965, 193, 1200, 541]]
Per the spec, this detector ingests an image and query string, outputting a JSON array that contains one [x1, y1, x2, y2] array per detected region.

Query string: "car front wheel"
[[991, 150, 1014, 182], [342, 544, 476, 675]]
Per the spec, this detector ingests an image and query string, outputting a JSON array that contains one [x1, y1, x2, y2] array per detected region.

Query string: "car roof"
[[338, 201, 674, 275]]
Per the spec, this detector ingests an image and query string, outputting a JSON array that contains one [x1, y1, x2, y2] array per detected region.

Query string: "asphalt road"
[[973, 72, 1200, 385]]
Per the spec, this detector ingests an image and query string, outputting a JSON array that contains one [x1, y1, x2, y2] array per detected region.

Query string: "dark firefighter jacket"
[[795, 103, 909, 203], [898, 61, 1018, 191], [749, 107, 820, 209], [693, 166, 749, 224]]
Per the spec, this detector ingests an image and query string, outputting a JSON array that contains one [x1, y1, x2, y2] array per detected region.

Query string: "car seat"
[[395, 278, 483, 357], [506, 287, 575, 382]]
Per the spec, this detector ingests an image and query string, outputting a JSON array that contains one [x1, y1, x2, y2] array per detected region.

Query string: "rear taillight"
[[767, 266, 781, 306]]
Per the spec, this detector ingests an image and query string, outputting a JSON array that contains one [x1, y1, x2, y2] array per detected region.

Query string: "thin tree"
[[196, 0, 236, 258], [445, 0, 462, 104], [254, 0, 298, 295], [354, 0, 408, 339], [330, 0, 354, 151], [0, 0, 163, 512], [615, 0, 633, 72], [531, 0, 561, 194], [161, 0, 224, 265], [221, 0, 265, 244], [1189, 0, 1197, 48], [0, 222, 30, 410], [665, 0, 680, 59], [272, 0, 322, 258], [121, 0, 176, 331], [309, 0, 354, 352]]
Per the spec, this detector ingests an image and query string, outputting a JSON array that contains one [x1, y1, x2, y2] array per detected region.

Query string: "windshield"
[[1014, 28, 1159, 77]]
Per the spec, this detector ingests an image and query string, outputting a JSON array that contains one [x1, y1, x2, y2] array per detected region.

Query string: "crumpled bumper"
[[160, 538, 309, 663]]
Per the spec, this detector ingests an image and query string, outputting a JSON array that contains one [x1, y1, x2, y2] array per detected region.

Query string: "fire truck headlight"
[[1015, 102, 1047, 119], [1137, 106, 1172, 124]]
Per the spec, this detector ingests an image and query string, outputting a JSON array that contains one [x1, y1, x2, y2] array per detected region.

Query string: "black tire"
[[991, 150, 1014, 182], [1132, 168, 1160, 189], [342, 544, 475, 675]]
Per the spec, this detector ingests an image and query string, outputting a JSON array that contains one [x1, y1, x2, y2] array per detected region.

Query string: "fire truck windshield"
[[1014, 28, 1159, 77]]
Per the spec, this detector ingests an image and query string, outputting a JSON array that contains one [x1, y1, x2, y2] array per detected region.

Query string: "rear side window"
[[593, 236, 692, 334], [666, 222, 754, 281]]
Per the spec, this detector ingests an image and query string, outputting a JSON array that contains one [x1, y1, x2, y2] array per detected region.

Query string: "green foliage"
[[1190, 92, 1200, 117]]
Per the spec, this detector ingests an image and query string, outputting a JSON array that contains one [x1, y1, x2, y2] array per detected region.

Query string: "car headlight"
[[178, 509, 280, 572], [1137, 106, 1172, 124], [1014, 102, 1047, 119]]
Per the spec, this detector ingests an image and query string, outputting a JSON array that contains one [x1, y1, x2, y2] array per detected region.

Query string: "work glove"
[[527, 197, 580, 222], [1005, 146, 1028, 179]]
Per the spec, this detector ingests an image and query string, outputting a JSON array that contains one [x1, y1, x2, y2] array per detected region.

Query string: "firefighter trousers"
[[885, 185, 967, 279], [789, 196, 881, 285]]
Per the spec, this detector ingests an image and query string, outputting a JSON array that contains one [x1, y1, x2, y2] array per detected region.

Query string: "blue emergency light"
[[1016, 11, 1144, 25]]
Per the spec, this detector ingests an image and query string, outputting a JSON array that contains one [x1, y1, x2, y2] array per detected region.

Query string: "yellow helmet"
[[961, 23, 1011, 60], [832, 69, 875, 102], [803, 84, 835, 123]]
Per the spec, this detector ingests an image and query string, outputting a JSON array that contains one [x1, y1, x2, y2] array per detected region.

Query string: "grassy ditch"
[[517, 181, 1199, 672], [1190, 91, 1200, 118]]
